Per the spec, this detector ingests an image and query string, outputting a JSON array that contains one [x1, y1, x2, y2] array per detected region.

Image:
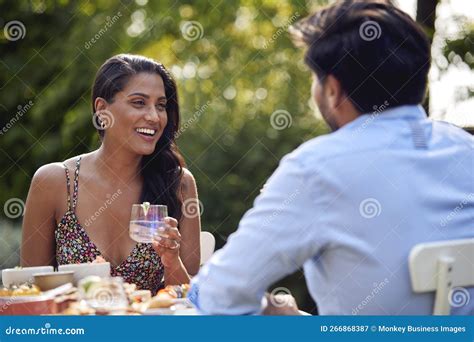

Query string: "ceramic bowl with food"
[[58, 262, 111, 285], [0, 297, 57, 315], [2, 266, 54, 287], [0, 283, 74, 316], [33, 271, 74, 291]]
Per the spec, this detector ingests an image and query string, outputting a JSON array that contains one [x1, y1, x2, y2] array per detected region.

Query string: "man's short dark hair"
[[290, 0, 431, 113]]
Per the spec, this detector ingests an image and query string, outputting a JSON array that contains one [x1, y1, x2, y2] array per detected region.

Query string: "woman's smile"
[[135, 126, 159, 142]]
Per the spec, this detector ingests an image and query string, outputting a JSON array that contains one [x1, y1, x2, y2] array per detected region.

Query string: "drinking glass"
[[129, 204, 168, 243], [78, 277, 128, 312]]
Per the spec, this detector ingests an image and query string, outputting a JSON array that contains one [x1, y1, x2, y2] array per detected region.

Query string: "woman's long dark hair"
[[92, 54, 184, 220]]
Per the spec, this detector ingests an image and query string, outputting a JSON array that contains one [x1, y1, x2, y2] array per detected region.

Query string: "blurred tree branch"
[[416, 0, 439, 116]]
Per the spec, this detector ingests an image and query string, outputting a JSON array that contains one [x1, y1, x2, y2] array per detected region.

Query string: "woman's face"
[[98, 72, 169, 156]]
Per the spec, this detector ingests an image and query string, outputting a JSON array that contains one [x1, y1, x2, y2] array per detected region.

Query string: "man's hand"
[[262, 293, 301, 315]]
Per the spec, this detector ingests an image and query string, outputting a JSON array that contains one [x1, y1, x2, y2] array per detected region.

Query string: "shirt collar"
[[341, 105, 427, 132]]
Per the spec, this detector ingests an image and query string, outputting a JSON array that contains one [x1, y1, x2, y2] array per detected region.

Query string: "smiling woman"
[[20, 54, 201, 295]]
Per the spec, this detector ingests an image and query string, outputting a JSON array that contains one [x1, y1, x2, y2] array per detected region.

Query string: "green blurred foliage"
[[442, 22, 474, 69], [442, 21, 474, 101]]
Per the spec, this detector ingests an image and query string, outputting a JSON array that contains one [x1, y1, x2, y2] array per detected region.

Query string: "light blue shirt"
[[190, 105, 474, 315]]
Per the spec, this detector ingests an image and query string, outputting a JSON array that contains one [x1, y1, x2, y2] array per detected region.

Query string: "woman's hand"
[[152, 217, 182, 269]]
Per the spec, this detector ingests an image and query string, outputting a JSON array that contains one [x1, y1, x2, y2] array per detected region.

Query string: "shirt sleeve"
[[189, 152, 324, 315]]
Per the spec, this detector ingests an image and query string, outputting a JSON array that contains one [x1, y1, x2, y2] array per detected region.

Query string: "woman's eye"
[[156, 104, 166, 111], [132, 100, 145, 106]]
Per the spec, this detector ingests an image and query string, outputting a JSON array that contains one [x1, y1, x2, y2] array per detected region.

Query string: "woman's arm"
[[177, 169, 201, 276], [153, 169, 201, 285], [21, 164, 62, 267]]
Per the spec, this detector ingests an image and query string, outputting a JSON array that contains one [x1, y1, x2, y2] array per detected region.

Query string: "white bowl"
[[2, 266, 54, 287], [58, 262, 111, 284]]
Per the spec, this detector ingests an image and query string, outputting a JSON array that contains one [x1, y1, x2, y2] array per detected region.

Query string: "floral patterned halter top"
[[55, 156, 164, 294]]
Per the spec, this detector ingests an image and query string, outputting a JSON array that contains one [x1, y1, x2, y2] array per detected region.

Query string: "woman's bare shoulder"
[[61, 155, 83, 170], [32, 162, 66, 186], [177, 168, 197, 203], [180, 168, 197, 191], [31, 154, 84, 190], [25, 162, 68, 224]]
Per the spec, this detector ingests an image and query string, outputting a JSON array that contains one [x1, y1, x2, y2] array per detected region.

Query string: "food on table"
[[128, 289, 152, 312], [0, 283, 41, 297], [77, 275, 102, 293], [159, 284, 190, 298], [53, 285, 78, 302], [0, 271, 193, 315], [61, 301, 96, 315], [129, 290, 152, 304], [148, 284, 190, 309], [148, 295, 174, 309], [123, 282, 137, 297], [78, 276, 129, 312], [61, 280, 144, 315]]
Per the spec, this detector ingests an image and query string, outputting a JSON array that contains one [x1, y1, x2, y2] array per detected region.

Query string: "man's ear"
[[324, 75, 345, 111]]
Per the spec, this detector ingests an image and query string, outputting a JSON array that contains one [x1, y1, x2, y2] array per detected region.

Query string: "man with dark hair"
[[189, 1, 473, 315], [291, 0, 431, 128]]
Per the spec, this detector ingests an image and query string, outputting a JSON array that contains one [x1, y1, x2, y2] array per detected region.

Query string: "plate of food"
[[143, 284, 195, 315], [0, 283, 74, 315]]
